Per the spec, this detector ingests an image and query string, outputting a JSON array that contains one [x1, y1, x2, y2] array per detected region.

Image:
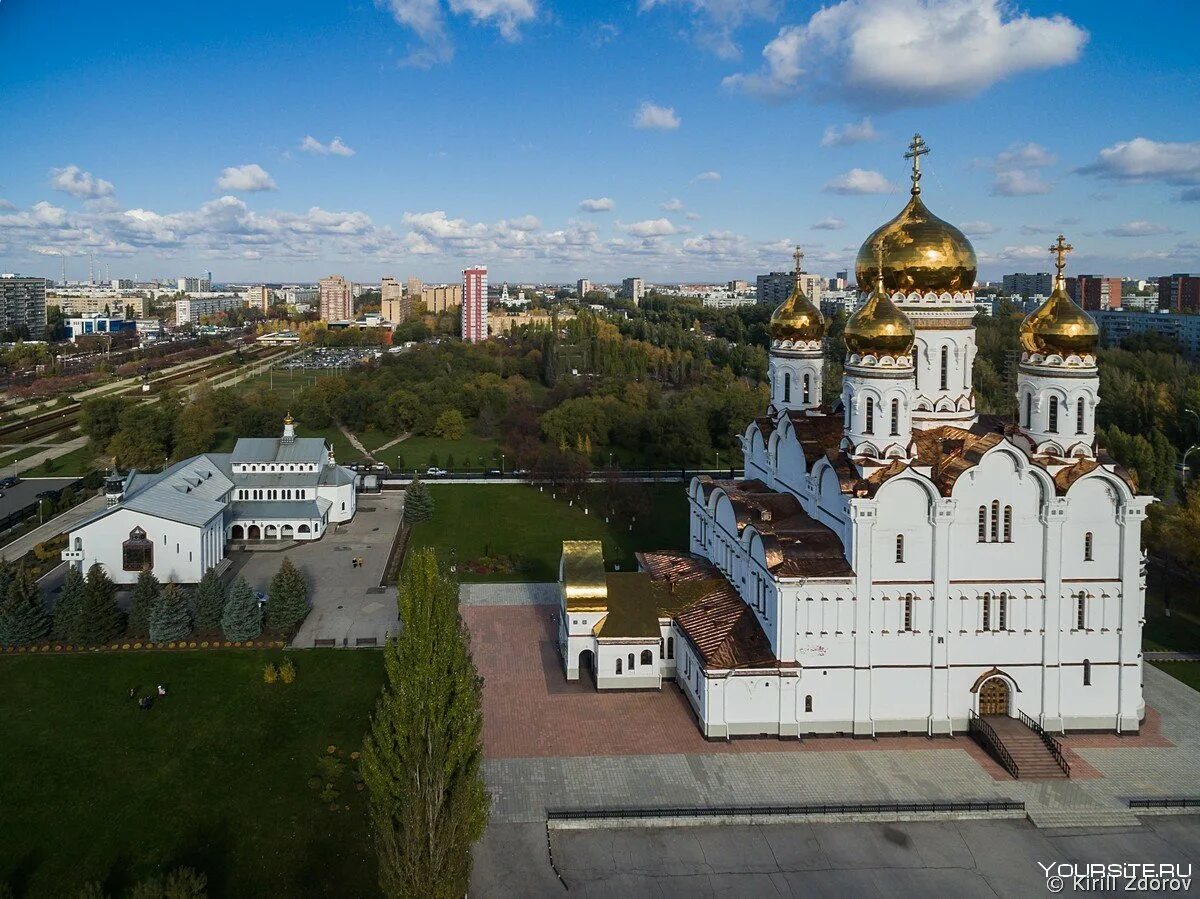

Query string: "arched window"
[[802, 374, 811, 405], [940, 344, 949, 390], [865, 397, 875, 435], [1083, 659, 1092, 686], [1076, 397, 1086, 434], [1084, 532, 1093, 561], [1024, 393, 1032, 428], [667, 636, 674, 659], [627, 653, 635, 671], [990, 500, 1000, 543], [890, 398, 900, 435], [982, 592, 991, 631], [615, 658, 622, 674], [1048, 396, 1059, 433], [895, 534, 905, 563], [998, 592, 1009, 631], [903, 594, 914, 632], [1003, 506, 1013, 542], [804, 694, 813, 713], [640, 649, 653, 666], [978, 505, 987, 542], [782, 371, 791, 403], [1076, 593, 1087, 630]]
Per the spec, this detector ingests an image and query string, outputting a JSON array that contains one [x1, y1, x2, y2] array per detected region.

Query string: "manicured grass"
[[0, 444, 49, 470], [1142, 588, 1200, 653], [21, 442, 101, 478], [0, 649, 384, 898], [390, 436, 502, 472], [355, 428, 394, 453], [1153, 662, 1200, 693], [236, 367, 327, 398], [295, 425, 359, 463], [406, 484, 688, 582]]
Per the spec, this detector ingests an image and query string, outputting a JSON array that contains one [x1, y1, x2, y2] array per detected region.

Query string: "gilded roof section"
[[561, 540, 608, 611]]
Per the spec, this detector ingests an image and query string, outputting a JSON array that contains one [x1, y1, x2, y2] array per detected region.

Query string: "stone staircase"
[[985, 715, 1070, 779]]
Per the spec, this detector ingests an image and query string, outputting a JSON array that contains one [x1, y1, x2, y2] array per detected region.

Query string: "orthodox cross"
[[905, 133, 930, 194], [1050, 234, 1073, 278], [793, 245, 805, 283]]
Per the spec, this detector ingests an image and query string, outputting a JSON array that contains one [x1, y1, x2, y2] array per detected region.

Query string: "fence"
[[1128, 797, 1200, 809], [546, 799, 1025, 821], [378, 467, 744, 487]]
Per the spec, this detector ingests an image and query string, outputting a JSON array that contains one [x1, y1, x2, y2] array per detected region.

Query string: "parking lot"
[[0, 476, 81, 524], [279, 347, 383, 370]]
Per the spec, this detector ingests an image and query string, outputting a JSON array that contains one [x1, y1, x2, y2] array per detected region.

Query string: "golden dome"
[[1019, 235, 1099, 357], [845, 278, 915, 357], [770, 247, 826, 342], [854, 134, 977, 294]]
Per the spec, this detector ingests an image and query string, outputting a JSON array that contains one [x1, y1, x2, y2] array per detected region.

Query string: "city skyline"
[[1, 0, 1198, 283]]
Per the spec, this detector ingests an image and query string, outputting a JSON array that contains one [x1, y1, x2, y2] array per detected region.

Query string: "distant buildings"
[[1002, 272, 1054, 296], [49, 291, 148, 318], [621, 277, 645, 305], [577, 278, 591, 298], [757, 270, 822, 307], [498, 283, 524, 308], [422, 284, 462, 313], [462, 265, 488, 343], [110, 279, 135, 290], [281, 286, 318, 309], [1158, 273, 1200, 313], [1067, 275, 1121, 311], [381, 277, 408, 322], [244, 285, 273, 312], [407, 276, 423, 300], [64, 314, 137, 343], [1094, 310, 1200, 359], [174, 295, 248, 325], [318, 274, 353, 322], [0, 273, 48, 336], [177, 275, 212, 293], [727, 279, 749, 293]]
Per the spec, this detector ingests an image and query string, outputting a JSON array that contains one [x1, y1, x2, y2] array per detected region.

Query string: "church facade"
[[560, 136, 1152, 739]]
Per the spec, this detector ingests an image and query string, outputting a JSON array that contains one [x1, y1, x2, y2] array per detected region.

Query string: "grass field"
[[1143, 587, 1200, 653], [0, 649, 384, 898], [406, 483, 688, 582], [0, 444, 50, 470], [1153, 662, 1200, 693], [390, 436, 502, 471], [20, 442, 101, 478]]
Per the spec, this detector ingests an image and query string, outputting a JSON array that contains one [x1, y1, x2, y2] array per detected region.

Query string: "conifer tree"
[[52, 566, 86, 640], [221, 576, 262, 641], [149, 583, 192, 643], [0, 565, 50, 646], [403, 477, 434, 525], [362, 548, 488, 898], [71, 563, 122, 645], [194, 567, 227, 631], [265, 558, 309, 631], [127, 568, 162, 636]]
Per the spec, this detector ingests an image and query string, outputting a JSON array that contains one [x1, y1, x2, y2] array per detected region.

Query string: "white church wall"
[[72, 508, 212, 585], [595, 641, 660, 690], [948, 449, 1046, 582], [871, 478, 935, 583], [1061, 477, 1121, 581]]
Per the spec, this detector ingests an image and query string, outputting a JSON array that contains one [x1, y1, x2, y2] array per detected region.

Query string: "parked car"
[[35, 489, 59, 500], [0, 476, 19, 488], [425, 467, 448, 477]]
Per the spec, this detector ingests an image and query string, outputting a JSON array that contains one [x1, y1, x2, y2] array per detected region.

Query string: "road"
[[0, 493, 105, 560]]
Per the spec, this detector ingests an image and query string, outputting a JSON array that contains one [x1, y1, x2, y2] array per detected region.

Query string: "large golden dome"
[[1019, 235, 1099, 357], [845, 279, 915, 357], [770, 251, 825, 342], [854, 134, 977, 294]]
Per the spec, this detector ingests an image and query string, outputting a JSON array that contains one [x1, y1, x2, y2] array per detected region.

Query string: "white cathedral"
[[560, 136, 1151, 740]]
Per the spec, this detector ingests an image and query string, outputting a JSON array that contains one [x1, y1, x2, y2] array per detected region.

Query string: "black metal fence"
[[1128, 797, 1200, 809], [377, 467, 744, 487], [546, 799, 1024, 821]]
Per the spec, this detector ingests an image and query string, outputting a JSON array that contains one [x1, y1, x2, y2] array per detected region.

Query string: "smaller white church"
[[62, 416, 358, 584]]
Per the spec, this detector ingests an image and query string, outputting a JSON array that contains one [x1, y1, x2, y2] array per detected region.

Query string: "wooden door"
[[980, 678, 1009, 716]]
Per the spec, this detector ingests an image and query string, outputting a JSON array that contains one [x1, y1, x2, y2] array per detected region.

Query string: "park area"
[[0, 649, 384, 898], [405, 483, 689, 581]]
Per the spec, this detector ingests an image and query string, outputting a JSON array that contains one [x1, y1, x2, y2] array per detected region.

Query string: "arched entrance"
[[247, 525, 261, 540], [578, 649, 595, 686], [230, 525, 245, 540], [979, 677, 1010, 717]]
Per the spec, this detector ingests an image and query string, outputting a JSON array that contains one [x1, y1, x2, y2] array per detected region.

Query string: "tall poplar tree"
[[361, 548, 488, 899]]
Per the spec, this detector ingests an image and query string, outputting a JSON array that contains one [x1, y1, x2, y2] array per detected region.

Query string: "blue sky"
[[1, 0, 1198, 284]]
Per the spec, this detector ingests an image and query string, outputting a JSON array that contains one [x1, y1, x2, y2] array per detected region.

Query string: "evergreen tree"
[[362, 548, 488, 898], [0, 565, 50, 646], [194, 567, 227, 631], [265, 558, 309, 631], [0, 558, 15, 601], [127, 568, 162, 636], [403, 477, 434, 525], [149, 583, 192, 643], [128, 866, 207, 899], [52, 566, 86, 640], [71, 563, 122, 645], [221, 576, 262, 641]]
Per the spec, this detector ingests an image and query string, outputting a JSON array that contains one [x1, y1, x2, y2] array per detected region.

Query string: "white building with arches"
[[62, 416, 357, 585], [559, 138, 1153, 742]]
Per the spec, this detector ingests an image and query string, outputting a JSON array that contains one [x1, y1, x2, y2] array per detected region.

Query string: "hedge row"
[[1, 638, 287, 654]]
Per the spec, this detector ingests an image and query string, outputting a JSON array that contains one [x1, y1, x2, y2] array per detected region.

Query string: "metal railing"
[[968, 710, 1019, 779], [1128, 797, 1200, 809], [1018, 710, 1071, 777], [546, 799, 1024, 822]]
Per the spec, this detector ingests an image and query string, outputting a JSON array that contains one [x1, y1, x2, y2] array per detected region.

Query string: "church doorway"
[[247, 525, 261, 540], [578, 649, 596, 687], [979, 678, 1010, 717]]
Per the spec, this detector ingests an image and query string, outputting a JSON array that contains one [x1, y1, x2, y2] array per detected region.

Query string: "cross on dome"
[[793, 245, 804, 285], [1050, 234, 1074, 287], [904, 133, 930, 195]]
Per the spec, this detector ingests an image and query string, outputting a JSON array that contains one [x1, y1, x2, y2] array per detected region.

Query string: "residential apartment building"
[[177, 275, 213, 293], [1158, 273, 1200, 313], [0, 274, 48, 336], [318, 275, 353, 322], [421, 285, 461, 313], [1094, 310, 1200, 359], [281, 287, 318, 308], [174, 295, 248, 325], [49, 292, 149, 318], [381, 277, 408, 322], [757, 270, 822, 307], [244, 285, 273, 312], [1067, 275, 1121, 311], [462, 265, 488, 344], [1002, 272, 1054, 296], [577, 278, 592, 298], [406, 276, 423, 300], [621, 277, 645, 305]]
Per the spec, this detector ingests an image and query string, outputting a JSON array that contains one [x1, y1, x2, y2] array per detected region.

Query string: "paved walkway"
[[460, 582, 558, 606], [10, 435, 90, 475], [0, 493, 104, 560]]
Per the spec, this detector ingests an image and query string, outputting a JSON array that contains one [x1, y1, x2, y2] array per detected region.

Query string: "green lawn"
[[406, 483, 688, 582], [1142, 586, 1200, 653], [21, 442, 101, 478], [0, 444, 49, 471], [295, 425, 360, 463], [391, 436, 502, 472], [0, 649, 384, 898], [1152, 662, 1200, 693]]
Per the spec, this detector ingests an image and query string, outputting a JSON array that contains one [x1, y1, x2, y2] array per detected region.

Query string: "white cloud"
[[823, 168, 895, 195], [621, 218, 680, 237], [1104, 221, 1170, 238], [49, 166, 115, 200], [638, 0, 780, 60], [0, 199, 15, 211], [991, 169, 1052, 196], [449, 0, 536, 40], [990, 141, 1056, 169], [995, 244, 1052, 262], [216, 164, 277, 193], [299, 135, 356, 157], [812, 217, 845, 230], [685, 211, 703, 221], [960, 220, 998, 237], [503, 214, 541, 231], [723, 0, 1087, 109], [379, 0, 537, 67], [692, 170, 721, 183], [591, 22, 620, 46], [578, 197, 614, 213], [633, 101, 681, 131], [660, 198, 685, 212], [1078, 137, 1200, 185], [820, 117, 877, 147]]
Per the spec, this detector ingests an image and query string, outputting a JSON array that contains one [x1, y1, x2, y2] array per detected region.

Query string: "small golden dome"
[[845, 278, 915, 357], [770, 249, 825, 342], [1019, 234, 1099, 357], [854, 135, 977, 294]]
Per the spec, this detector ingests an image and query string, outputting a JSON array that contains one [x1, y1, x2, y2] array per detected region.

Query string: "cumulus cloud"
[[812, 217, 845, 230], [820, 117, 877, 147], [992, 169, 1051, 196], [299, 136, 356, 157], [1104, 220, 1170, 238], [660, 198, 686, 212], [215, 164, 277, 193], [823, 168, 895, 194], [989, 141, 1056, 169], [960, 220, 998, 237], [633, 101, 681, 131], [638, 0, 780, 60], [995, 244, 1052, 262], [685, 211, 703, 221], [50, 166, 115, 200], [578, 197, 614, 213], [1078, 137, 1200, 185], [379, 0, 537, 67], [692, 170, 721, 182], [722, 0, 1087, 109], [621, 218, 680, 237]]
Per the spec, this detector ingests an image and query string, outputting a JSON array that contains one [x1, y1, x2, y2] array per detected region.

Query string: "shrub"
[[278, 657, 296, 684], [263, 663, 278, 684]]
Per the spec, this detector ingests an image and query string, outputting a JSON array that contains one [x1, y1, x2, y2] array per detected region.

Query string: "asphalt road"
[[0, 476, 81, 521], [471, 816, 1200, 898]]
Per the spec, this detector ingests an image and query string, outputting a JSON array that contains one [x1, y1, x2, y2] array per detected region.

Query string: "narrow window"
[[982, 593, 991, 631], [1048, 396, 1059, 433], [802, 374, 811, 405], [616, 658, 622, 674], [667, 636, 674, 660], [940, 344, 949, 390], [865, 397, 875, 435], [804, 695, 813, 713], [890, 398, 900, 435], [990, 500, 1000, 543], [1076, 593, 1086, 630], [1076, 397, 1086, 435], [1024, 393, 1032, 428], [1083, 659, 1092, 686], [978, 506, 987, 542], [1003, 506, 1013, 542], [895, 534, 905, 563], [1084, 532, 1093, 561], [998, 593, 1008, 631], [628, 653, 635, 670], [783, 371, 791, 403], [903, 594, 914, 632]]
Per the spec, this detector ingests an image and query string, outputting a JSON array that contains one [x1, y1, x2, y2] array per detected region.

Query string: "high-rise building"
[[244, 285, 273, 311], [318, 274, 353, 322], [0, 274, 48, 337], [111, 279, 135, 290], [421, 285, 462, 313], [407, 276, 423, 300], [462, 266, 488, 343], [1067, 275, 1121, 311], [621, 277, 645, 305], [177, 275, 213, 293], [380, 277, 408, 322], [1158, 273, 1200, 313], [727, 279, 749, 293], [1003, 272, 1054, 297], [577, 278, 592, 298], [174, 295, 248, 325], [757, 271, 822, 307]]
